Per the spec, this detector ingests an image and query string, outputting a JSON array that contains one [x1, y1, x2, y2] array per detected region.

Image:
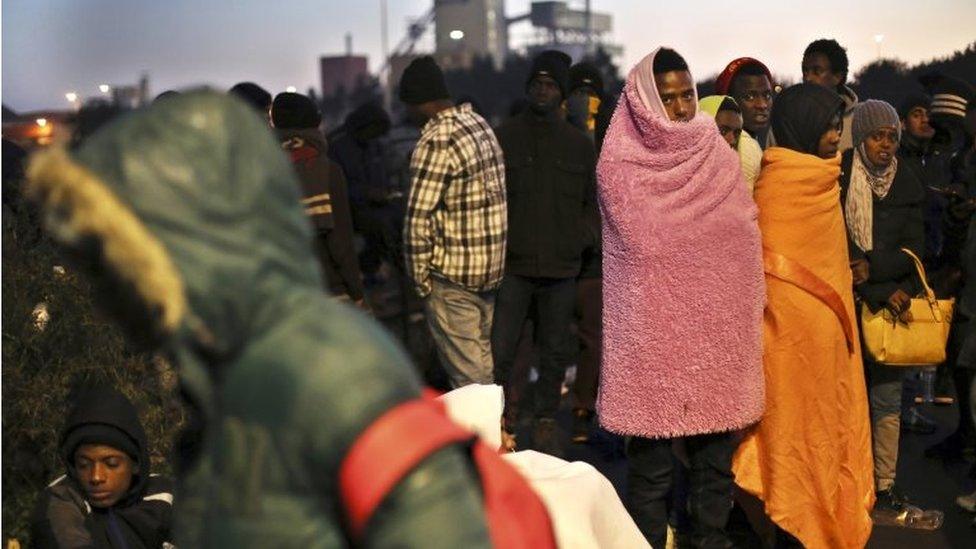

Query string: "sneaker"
[[901, 406, 938, 435], [571, 409, 593, 443], [872, 487, 944, 530], [532, 418, 565, 458]]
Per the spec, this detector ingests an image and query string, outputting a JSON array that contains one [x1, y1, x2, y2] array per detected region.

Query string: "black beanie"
[[63, 423, 141, 463], [399, 56, 450, 105], [526, 50, 571, 98], [59, 386, 146, 466], [898, 92, 932, 120], [229, 82, 272, 112], [272, 92, 322, 129], [569, 62, 605, 98]]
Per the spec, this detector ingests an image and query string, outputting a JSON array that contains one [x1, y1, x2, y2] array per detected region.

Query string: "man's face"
[[74, 444, 136, 508], [817, 113, 844, 159], [903, 106, 935, 140], [731, 75, 773, 133], [863, 126, 899, 168], [528, 75, 562, 114], [654, 70, 696, 123], [802, 53, 843, 89], [715, 109, 744, 148]]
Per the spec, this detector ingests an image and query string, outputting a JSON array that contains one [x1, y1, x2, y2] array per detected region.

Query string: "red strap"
[[339, 396, 472, 541], [288, 145, 318, 166], [764, 249, 856, 353]]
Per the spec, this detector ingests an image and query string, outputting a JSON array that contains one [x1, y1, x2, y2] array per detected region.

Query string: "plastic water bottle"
[[918, 367, 937, 404]]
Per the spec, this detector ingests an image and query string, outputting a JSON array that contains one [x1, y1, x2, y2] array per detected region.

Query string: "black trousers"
[[492, 275, 576, 421], [627, 432, 737, 549]]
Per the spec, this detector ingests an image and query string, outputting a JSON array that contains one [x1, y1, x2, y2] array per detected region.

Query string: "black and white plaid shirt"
[[404, 103, 507, 297]]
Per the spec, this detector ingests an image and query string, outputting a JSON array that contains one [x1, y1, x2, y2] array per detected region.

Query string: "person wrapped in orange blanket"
[[733, 83, 875, 548]]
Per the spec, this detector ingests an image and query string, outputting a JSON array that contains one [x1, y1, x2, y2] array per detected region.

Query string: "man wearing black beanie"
[[272, 92, 364, 305], [493, 50, 598, 458], [399, 56, 508, 389]]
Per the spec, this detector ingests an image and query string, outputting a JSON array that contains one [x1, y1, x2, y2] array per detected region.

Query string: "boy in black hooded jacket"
[[31, 386, 174, 548]]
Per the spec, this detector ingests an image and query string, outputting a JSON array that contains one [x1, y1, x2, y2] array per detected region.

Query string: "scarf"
[[771, 83, 844, 155], [845, 144, 898, 252], [596, 48, 765, 438]]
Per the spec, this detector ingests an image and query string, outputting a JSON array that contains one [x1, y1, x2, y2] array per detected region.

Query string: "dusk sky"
[[3, 0, 975, 112]]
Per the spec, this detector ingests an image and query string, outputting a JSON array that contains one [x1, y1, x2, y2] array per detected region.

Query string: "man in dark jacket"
[[32, 386, 174, 548], [898, 91, 955, 275], [565, 61, 607, 442], [272, 92, 365, 304], [25, 92, 493, 547], [493, 51, 598, 456], [922, 76, 976, 461], [328, 102, 399, 280]]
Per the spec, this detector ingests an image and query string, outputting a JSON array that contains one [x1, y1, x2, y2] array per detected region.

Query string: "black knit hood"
[[59, 385, 150, 505]]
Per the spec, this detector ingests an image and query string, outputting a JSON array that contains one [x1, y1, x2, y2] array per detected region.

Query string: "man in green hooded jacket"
[[25, 91, 492, 547]]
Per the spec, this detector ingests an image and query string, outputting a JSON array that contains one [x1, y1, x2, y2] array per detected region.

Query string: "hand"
[[501, 429, 517, 453], [948, 193, 976, 220], [850, 259, 870, 285], [887, 289, 913, 323]]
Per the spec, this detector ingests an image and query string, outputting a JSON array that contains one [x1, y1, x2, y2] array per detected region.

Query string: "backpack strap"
[[338, 395, 473, 542]]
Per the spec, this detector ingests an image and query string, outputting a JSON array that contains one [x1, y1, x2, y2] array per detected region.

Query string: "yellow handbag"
[[860, 248, 954, 366]]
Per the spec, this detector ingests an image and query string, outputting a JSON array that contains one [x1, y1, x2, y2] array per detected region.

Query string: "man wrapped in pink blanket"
[[596, 47, 765, 547]]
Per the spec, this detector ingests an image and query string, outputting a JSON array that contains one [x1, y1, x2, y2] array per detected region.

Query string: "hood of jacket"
[[26, 91, 322, 381]]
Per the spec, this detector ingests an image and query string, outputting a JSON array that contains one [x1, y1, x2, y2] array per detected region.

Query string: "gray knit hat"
[[852, 100, 900, 147]]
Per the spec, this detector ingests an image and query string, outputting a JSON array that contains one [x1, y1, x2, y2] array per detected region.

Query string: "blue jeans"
[[424, 277, 496, 388]]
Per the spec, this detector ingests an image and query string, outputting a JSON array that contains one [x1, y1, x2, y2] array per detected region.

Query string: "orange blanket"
[[733, 148, 874, 549]]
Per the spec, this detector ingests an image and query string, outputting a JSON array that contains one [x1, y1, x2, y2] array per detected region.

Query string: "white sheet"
[[439, 385, 651, 549]]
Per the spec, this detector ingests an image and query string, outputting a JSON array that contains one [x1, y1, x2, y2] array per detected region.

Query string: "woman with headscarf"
[[699, 95, 764, 193], [598, 47, 765, 548], [840, 100, 940, 527], [732, 83, 875, 548]]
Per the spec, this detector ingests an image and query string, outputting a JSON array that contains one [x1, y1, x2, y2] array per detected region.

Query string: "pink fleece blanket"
[[596, 51, 766, 438]]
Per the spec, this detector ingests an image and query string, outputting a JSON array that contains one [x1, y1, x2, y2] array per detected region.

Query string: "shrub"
[[2, 189, 184, 544]]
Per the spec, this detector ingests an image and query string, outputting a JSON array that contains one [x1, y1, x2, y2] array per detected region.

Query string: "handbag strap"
[[899, 248, 937, 302], [763, 249, 855, 353], [900, 247, 950, 323]]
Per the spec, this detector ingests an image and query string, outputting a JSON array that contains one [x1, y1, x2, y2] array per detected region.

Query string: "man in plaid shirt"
[[399, 56, 507, 388]]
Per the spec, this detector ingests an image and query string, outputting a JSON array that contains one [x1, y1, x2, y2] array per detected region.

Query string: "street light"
[[285, 86, 297, 93], [65, 92, 78, 103], [449, 29, 464, 40], [36, 118, 48, 127], [874, 34, 885, 59], [99, 84, 111, 94]]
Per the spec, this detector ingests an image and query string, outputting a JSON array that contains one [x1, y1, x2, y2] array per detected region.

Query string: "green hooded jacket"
[[26, 91, 491, 547]]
